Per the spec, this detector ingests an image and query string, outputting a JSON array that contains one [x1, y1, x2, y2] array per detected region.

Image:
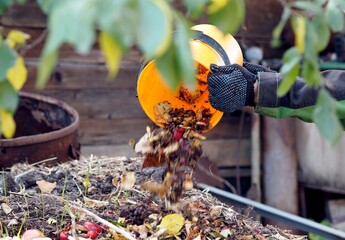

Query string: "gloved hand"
[[243, 61, 275, 74], [207, 64, 256, 113]]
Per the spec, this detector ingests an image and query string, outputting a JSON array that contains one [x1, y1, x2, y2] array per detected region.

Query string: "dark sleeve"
[[254, 70, 345, 123]]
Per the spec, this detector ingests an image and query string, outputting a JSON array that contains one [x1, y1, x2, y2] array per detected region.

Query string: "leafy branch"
[[273, 0, 345, 144], [0, 0, 245, 138]]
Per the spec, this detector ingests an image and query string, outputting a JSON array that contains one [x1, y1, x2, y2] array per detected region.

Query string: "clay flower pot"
[[0, 92, 80, 168]]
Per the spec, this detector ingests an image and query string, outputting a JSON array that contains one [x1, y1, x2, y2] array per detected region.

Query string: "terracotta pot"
[[0, 91, 80, 168]]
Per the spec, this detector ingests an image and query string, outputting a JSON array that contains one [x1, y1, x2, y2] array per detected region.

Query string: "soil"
[[0, 155, 306, 240]]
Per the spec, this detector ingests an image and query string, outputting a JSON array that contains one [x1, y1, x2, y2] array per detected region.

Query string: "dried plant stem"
[[70, 204, 136, 240]]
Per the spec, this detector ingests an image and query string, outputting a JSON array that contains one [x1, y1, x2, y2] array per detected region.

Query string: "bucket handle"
[[192, 30, 231, 65]]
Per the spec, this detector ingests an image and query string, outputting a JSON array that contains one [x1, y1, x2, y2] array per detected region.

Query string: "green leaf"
[[36, 0, 57, 14], [312, 15, 331, 52], [99, 31, 122, 79], [208, 0, 245, 34], [174, 13, 195, 90], [278, 47, 301, 96], [302, 59, 321, 86], [0, 80, 18, 114], [290, 1, 322, 13], [156, 41, 181, 91], [45, 0, 97, 55], [182, 0, 208, 18], [36, 50, 58, 89], [313, 89, 343, 145], [325, 0, 345, 32], [0, 0, 13, 14], [271, 7, 291, 48], [96, 0, 137, 49], [0, 42, 17, 81], [137, 0, 172, 58]]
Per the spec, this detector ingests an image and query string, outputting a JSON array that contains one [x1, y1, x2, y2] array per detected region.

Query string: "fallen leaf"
[[84, 196, 108, 208], [1, 203, 12, 215], [120, 172, 136, 190], [158, 213, 185, 235], [36, 180, 57, 194]]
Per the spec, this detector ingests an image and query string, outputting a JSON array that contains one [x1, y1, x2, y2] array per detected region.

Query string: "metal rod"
[[197, 183, 345, 240]]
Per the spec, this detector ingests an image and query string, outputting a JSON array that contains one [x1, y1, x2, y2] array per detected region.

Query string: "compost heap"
[[137, 101, 211, 203]]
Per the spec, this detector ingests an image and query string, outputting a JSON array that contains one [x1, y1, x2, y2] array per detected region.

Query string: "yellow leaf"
[[7, 56, 27, 91], [292, 15, 306, 54], [0, 110, 16, 138], [158, 213, 185, 235], [99, 31, 122, 79], [7, 30, 30, 48], [208, 0, 227, 14]]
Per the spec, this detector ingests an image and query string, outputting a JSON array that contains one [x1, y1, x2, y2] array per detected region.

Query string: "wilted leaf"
[[0, 109, 16, 138], [99, 31, 122, 79], [158, 213, 185, 235], [36, 180, 57, 194], [137, 0, 172, 58], [0, 42, 17, 81], [120, 172, 136, 190], [7, 56, 27, 91], [313, 89, 343, 145], [6, 30, 30, 48]]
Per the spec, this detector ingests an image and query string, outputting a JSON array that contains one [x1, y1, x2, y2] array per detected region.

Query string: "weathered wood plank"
[[21, 89, 145, 119], [25, 60, 140, 90], [203, 139, 251, 167], [78, 116, 250, 145], [0, 0, 46, 28]]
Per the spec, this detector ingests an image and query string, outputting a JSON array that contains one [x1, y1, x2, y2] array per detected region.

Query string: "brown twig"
[[19, 29, 48, 56], [70, 203, 136, 240]]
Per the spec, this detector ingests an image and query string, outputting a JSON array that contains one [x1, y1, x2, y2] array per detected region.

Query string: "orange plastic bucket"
[[137, 24, 243, 130]]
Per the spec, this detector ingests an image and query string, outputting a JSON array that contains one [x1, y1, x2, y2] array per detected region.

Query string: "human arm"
[[254, 70, 345, 123], [207, 63, 345, 124]]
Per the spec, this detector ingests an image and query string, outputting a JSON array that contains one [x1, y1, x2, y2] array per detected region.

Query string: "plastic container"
[[137, 24, 243, 130]]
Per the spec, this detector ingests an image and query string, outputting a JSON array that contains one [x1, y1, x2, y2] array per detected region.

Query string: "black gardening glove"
[[243, 61, 275, 74], [207, 64, 256, 113]]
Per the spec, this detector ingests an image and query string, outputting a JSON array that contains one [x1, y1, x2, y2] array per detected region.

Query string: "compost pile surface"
[[0, 99, 305, 240], [0, 155, 306, 240]]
